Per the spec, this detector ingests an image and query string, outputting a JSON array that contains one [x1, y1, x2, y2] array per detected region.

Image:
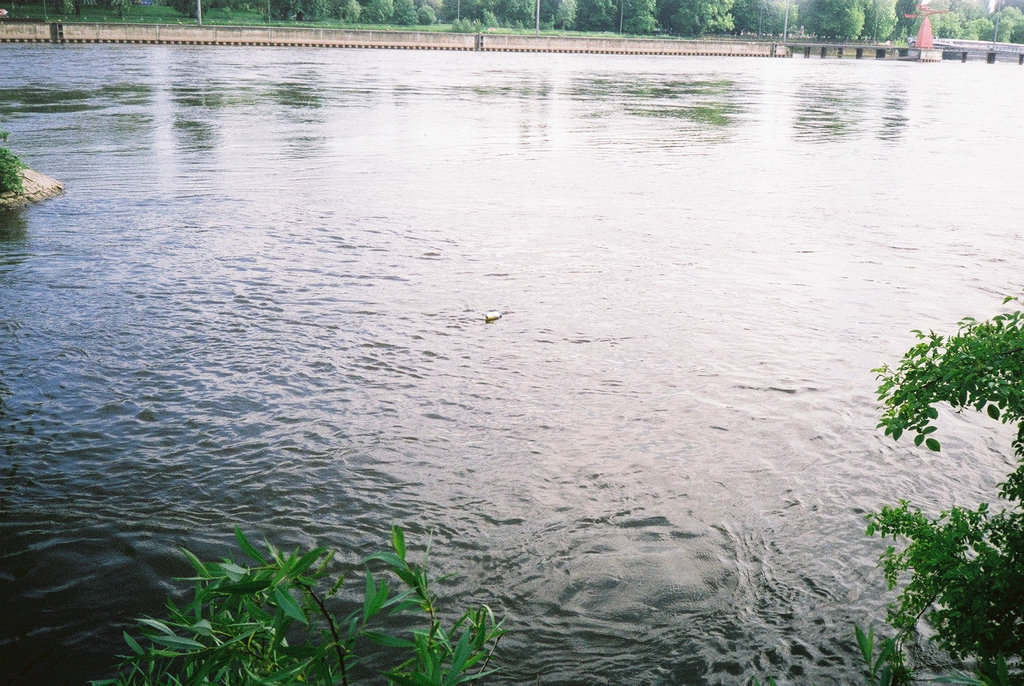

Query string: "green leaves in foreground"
[[0, 128, 26, 196], [93, 526, 503, 686], [867, 294, 1024, 682], [873, 294, 1024, 459]]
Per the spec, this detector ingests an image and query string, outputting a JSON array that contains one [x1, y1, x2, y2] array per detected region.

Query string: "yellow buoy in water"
[[484, 311, 502, 323]]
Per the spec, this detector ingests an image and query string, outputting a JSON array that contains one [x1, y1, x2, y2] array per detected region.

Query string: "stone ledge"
[[0, 168, 65, 208]]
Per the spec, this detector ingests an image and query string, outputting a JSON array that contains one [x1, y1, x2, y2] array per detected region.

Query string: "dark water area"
[[1, 44, 1022, 684]]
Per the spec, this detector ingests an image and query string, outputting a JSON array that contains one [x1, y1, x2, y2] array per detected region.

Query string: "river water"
[[1, 44, 1022, 684]]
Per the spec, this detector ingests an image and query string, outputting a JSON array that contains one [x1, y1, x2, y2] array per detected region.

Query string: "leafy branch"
[[0, 128, 26, 196], [93, 525, 504, 686], [867, 294, 1024, 679]]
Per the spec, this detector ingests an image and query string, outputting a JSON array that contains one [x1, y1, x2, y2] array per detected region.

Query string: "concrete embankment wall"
[[0, 21, 53, 42], [478, 33, 775, 55], [0, 21, 780, 56]]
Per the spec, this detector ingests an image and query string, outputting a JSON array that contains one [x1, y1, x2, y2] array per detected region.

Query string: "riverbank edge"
[[0, 21, 788, 56], [0, 168, 65, 208]]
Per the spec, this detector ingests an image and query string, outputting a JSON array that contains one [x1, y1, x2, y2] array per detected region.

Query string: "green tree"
[[658, 0, 734, 35], [730, 0, 761, 33], [777, 1, 797, 35], [492, 0, 534, 25], [869, 295, 1024, 677], [622, 0, 658, 32], [440, 0, 485, 21], [365, 0, 395, 22], [731, 0, 784, 35], [951, 0, 987, 22], [930, 10, 967, 37], [575, 0, 617, 30], [417, 4, 437, 22], [995, 5, 1024, 40], [803, 0, 866, 38], [964, 15, 993, 38], [394, 0, 418, 23], [551, 0, 578, 26], [893, 0, 918, 38], [338, 0, 361, 21], [861, 0, 896, 40]]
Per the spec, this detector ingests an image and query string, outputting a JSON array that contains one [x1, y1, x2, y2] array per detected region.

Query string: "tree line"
[[12, 0, 1024, 41], [173, 0, 1024, 41]]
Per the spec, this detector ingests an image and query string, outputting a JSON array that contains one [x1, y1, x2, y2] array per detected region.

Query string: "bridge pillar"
[[987, 51, 996, 63], [875, 48, 886, 58], [1019, 53, 1023, 64], [804, 46, 811, 58], [837, 46, 844, 57], [856, 47, 863, 59], [820, 46, 827, 58], [962, 51, 968, 62]]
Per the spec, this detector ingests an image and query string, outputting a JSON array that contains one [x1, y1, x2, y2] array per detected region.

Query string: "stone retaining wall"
[[1, 21, 781, 56]]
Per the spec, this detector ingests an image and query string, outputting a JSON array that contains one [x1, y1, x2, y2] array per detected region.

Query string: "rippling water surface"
[[1, 44, 1023, 684]]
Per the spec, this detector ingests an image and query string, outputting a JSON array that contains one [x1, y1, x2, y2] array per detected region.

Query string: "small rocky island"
[[0, 168, 65, 208]]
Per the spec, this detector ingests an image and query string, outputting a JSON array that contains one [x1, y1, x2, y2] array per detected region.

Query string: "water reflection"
[[0, 84, 151, 114], [469, 77, 555, 99], [0, 208, 27, 242], [793, 83, 867, 140], [625, 81, 738, 127], [879, 91, 909, 141], [269, 82, 326, 109], [792, 80, 910, 143], [173, 117, 218, 152], [170, 85, 230, 110]]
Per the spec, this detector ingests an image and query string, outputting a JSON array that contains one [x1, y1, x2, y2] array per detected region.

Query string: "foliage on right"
[[0, 128, 26, 196], [869, 294, 1024, 682]]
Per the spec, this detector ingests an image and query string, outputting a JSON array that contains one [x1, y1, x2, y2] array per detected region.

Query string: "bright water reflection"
[[1, 45, 1023, 685]]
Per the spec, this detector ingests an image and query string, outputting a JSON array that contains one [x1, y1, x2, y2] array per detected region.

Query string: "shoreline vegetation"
[[0, 168, 65, 208], [2, 0, 1022, 46], [0, 128, 63, 208]]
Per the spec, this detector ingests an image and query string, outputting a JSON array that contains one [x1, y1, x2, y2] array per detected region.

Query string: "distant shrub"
[[450, 17, 477, 31], [418, 4, 435, 24], [394, 0, 417, 24], [338, 0, 361, 21], [364, 0, 394, 22], [0, 130, 25, 196]]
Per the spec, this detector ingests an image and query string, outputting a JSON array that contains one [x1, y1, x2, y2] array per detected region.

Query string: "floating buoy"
[[484, 311, 502, 323]]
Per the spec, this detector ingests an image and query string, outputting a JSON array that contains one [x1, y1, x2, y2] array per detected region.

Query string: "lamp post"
[[536, 0, 540, 34], [992, 0, 1001, 47], [197, 0, 203, 25], [782, 0, 791, 43], [619, 0, 624, 33]]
